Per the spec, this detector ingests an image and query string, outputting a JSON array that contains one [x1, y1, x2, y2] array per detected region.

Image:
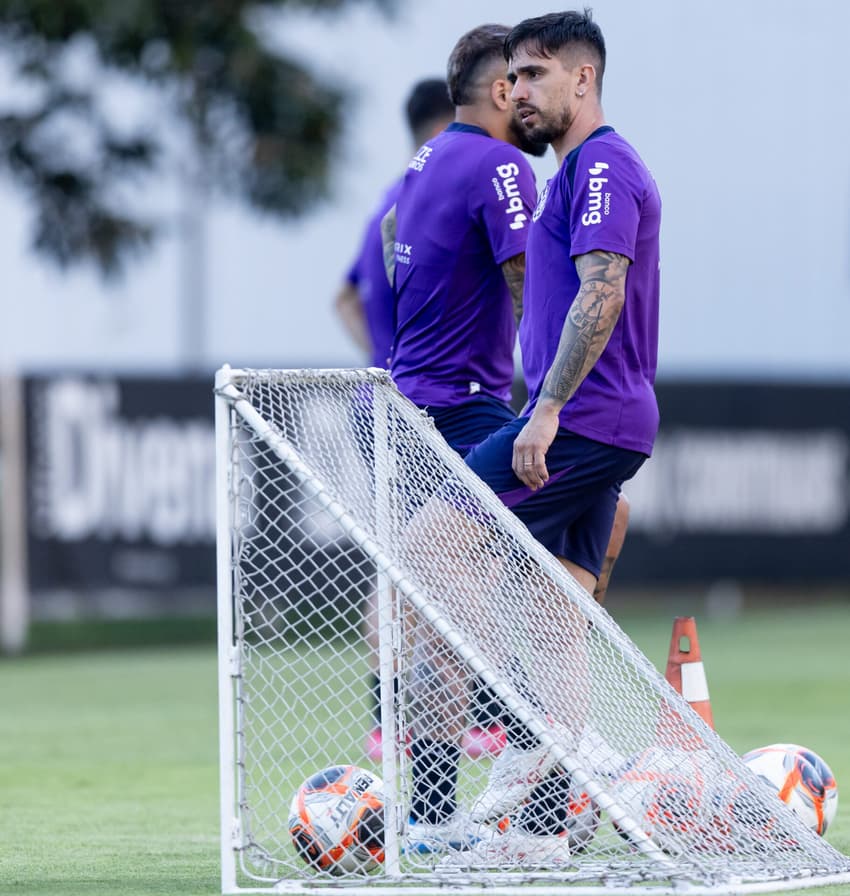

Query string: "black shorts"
[[464, 418, 646, 577]]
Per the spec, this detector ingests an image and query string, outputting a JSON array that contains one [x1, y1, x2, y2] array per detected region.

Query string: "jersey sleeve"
[[473, 145, 537, 265], [345, 221, 371, 286], [568, 142, 644, 261], [348, 178, 403, 287]]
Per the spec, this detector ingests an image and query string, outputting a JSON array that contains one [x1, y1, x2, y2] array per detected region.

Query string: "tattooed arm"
[[380, 204, 397, 286], [511, 250, 630, 489], [540, 250, 629, 405], [501, 253, 527, 324]]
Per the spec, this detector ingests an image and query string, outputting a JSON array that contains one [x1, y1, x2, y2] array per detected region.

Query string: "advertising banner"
[[619, 381, 850, 583], [25, 375, 216, 601], [21, 375, 850, 613]]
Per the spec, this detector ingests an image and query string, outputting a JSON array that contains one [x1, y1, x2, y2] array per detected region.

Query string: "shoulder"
[[382, 176, 404, 205], [471, 142, 537, 202], [477, 139, 535, 173], [363, 178, 402, 233], [571, 131, 653, 188], [376, 177, 403, 216]]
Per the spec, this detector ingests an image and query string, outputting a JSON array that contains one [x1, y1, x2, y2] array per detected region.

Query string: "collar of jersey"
[[564, 125, 616, 186], [564, 125, 615, 166], [445, 122, 492, 138]]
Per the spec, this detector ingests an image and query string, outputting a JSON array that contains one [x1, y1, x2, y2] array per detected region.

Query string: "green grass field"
[[1, 600, 849, 895]]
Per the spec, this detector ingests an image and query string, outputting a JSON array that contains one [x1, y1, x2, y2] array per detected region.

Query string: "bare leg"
[[558, 555, 598, 597], [401, 501, 503, 824], [408, 622, 470, 743], [592, 493, 629, 605], [363, 589, 380, 672]]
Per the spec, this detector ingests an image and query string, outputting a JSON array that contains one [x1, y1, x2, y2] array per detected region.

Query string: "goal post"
[[215, 365, 239, 892], [214, 366, 850, 895]]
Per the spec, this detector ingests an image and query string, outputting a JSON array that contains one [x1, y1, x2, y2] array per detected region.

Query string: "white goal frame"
[[215, 366, 850, 896]]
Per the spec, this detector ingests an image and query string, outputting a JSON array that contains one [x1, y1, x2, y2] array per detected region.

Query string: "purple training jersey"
[[346, 179, 402, 368], [521, 126, 661, 455], [391, 123, 537, 407]]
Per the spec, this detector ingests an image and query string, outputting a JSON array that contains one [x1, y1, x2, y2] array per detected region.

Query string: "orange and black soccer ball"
[[742, 743, 839, 836], [288, 765, 385, 874]]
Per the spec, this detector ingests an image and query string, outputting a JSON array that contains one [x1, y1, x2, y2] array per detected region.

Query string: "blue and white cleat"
[[405, 812, 498, 855]]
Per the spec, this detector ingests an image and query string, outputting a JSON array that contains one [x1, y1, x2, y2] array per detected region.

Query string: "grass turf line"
[[0, 603, 848, 894]]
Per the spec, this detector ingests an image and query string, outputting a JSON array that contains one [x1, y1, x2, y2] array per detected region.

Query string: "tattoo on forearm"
[[501, 254, 526, 323], [541, 251, 630, 406]]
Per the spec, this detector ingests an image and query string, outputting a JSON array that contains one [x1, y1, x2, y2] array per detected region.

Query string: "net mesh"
[[217, 367, 850, 893]]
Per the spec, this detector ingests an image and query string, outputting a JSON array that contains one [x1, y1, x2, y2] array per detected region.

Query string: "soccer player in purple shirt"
[[387, 30, 545, 448], [382, 24, 548, 854], [333, 80, 454, 765], [463, 9, 662, 829], [334, 79, 454, 369]]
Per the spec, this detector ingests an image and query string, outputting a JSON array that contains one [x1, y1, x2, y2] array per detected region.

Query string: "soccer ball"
[[514, 769, 601, 852], [289, 765, 385, 874], [741, 743, 839, 836]]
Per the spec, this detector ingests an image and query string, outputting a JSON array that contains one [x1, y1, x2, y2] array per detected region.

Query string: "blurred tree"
[[0, 0, 397, 276]]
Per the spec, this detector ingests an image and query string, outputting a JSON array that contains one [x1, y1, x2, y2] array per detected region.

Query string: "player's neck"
[[553, 108, 606, 165], [453, 108, 493, 138]]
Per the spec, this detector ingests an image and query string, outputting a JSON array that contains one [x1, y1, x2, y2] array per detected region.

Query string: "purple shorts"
[[426, 395, 517, 457], [464, 417, 646, 576]]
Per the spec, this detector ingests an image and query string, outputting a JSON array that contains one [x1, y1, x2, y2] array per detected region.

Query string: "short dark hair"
[[447, 24, 510, 107], [505, 9, 606, 96], [404, 78, 453, 142]]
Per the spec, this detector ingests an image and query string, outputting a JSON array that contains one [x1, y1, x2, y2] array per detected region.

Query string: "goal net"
[[215, 366, 850, 895]]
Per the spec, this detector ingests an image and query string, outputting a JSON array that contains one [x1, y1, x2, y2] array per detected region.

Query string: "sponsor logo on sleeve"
[[394, 241, 413, 265], [495, 162, 528, 230], [581, 161, 612, 225], [408, 146, 433, 172]]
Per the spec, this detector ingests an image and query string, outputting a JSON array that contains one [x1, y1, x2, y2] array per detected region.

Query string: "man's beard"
[[508, 112, 549, 157], [514, 104, 573, 148]]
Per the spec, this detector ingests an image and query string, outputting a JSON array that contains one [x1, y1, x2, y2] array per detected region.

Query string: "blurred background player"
[[334, 78, 453, 370], [381, 23, 545, 852]]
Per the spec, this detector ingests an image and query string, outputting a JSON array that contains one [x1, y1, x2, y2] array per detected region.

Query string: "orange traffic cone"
[[665, 616, 714, 729]]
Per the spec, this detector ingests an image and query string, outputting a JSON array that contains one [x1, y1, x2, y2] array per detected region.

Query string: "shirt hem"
[[555, 418, 654, 457]]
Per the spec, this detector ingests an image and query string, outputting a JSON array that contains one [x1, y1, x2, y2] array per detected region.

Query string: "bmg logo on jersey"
[[495, 162, 528, 230], [581, 161, 611, 226], [409, 146, 433, 172]]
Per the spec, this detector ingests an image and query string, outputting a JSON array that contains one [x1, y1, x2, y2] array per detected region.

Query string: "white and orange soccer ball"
[[742, 743, 838, 836], [288, 765, 385, 874]]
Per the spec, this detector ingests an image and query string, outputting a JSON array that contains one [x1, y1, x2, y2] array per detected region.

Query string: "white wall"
[[1, 0, 849, 379]]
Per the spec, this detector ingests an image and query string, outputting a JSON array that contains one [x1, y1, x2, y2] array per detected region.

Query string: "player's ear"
[[576, 64, 595, 98], [490, 78, 510, 111]]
